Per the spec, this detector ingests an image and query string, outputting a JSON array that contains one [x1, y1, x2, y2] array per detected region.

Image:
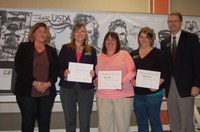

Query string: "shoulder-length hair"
[[68, 22, 91, 52], [138, 27, 155, 47], [102, 32, 121, 54], [28, 22, 51, 44]]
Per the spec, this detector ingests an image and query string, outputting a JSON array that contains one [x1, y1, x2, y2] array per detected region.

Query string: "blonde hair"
[[68, 23, 91, 52], [28, 22, 51, 44]]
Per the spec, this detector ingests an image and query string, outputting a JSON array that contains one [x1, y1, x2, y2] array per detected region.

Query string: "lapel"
[[45, 45, 52, 65], [177, 31, 185, 49], [72, 48, 78, 62], [176, 31, 186, 57], [164, 36, 172, 53]]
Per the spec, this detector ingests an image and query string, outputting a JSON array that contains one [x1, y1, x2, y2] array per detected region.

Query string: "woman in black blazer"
[[14, 22, 58, 132], [58, 23, 97, 132]]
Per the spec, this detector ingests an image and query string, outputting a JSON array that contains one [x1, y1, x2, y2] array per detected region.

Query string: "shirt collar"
[[171, 30, 182, 44]]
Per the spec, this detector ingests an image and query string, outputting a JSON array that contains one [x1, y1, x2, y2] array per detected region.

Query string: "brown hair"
[[68, 22, 91, 52], [138, 27, 155, 47], [102, 32, 121, 54], [28, 22, 51, 44]]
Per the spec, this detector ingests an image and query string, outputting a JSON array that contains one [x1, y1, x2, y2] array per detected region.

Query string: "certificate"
[[136, 69, 161, 89], [67, 62, 93, 83], [98, 71, 122, 89], [0, 68, 13, 90]]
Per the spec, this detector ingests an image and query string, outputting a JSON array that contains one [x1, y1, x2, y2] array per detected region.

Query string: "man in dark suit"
[[161, 12, 200, 132]]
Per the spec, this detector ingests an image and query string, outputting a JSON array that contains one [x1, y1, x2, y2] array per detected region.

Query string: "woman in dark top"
[[58, 23, 97, 132], [130, 27, 168, 132], [14, 22, 58, 132]]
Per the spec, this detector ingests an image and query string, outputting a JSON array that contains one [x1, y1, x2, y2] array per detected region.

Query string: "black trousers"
[[16, 94, 55, 132]]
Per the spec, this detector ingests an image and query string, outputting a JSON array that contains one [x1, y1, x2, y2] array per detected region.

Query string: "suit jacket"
[[14, 42, 58, 97], [161, 30, 200, 98], [58, 43, 97, 89]]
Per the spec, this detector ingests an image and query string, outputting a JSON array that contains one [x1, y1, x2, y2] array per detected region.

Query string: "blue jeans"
[[134, 95, 163, 132], [60, 83, 94, 132], [16, 94, 55, 132]]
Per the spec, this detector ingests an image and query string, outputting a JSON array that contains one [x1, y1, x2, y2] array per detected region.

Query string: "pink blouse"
[[76, 51, 82, 62], [95, 50, 136, 98]]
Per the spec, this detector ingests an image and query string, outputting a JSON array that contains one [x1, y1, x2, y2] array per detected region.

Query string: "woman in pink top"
[[94, 32, 136, 132]]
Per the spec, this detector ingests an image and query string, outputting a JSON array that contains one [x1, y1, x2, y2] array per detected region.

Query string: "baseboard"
[[0, 125, 170, 132]]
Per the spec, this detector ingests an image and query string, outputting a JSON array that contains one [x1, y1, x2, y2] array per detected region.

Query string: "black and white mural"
[[0, 8, 200, 92]]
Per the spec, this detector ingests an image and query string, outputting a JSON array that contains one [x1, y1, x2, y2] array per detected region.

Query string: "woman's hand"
[[32, 80, 38, 88], [191, 86, 200, 96], [90, 70, 95, 78], [64, 69, 70, 78], [149, 88, 157, 92], [130, 79, 136, 86], [33, 81, 51, 93], [93, 78, 98, 87]]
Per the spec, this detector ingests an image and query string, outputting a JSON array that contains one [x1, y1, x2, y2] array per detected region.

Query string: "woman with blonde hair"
[[58, 23, 97, 132]]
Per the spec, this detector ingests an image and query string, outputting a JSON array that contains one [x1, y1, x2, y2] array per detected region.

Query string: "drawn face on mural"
[[86, 22, 95, 43], [49, 26, 56, 48], [108, 19, 131, 52], [158, 30, 171, 42], [73, 14, 99, 47], [195, 31, 200, 42], [113, 26, 128, 48], [184, 21, 198, 32]]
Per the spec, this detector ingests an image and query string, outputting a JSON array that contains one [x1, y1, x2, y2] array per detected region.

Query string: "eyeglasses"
[[168, 20, 180, 24]]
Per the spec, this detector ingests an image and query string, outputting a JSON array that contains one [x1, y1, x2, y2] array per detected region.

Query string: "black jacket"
[[161, 30, 200, 98], [13, 42, 58, 97], [58, 43, 97, 89]]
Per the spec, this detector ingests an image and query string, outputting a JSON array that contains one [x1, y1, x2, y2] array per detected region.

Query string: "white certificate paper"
[[136, 69, 161, 89], [0, 68, 12, 90], [98, 71, 122, 90], [67, 62, 93, 83]]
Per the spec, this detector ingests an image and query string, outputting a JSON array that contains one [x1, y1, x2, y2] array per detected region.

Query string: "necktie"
[[172, 36, 177, 61]]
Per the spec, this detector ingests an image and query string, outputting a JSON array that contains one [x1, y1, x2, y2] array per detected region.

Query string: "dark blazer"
[[58, 43, 97, 89], [161, 30, 200, 98], [14, 42, 58, 97]]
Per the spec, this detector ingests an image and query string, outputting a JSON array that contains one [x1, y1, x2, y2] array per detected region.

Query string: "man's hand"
[[191, 86, 200, 96]]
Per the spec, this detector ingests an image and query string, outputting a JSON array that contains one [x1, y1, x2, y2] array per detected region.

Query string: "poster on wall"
[[0, 61, 15, 93], [0, 68, 12, 90], [0, 8, 200, 93]]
